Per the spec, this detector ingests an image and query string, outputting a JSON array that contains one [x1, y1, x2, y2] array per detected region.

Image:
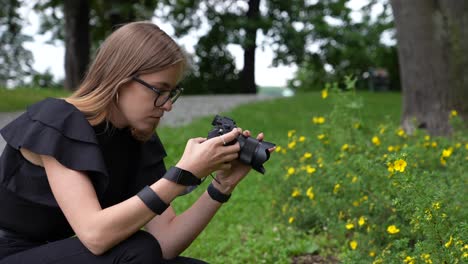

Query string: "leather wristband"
[[137, 186, 169, 215], [163, 166, 202, 186], [207, 183, 231, 203]]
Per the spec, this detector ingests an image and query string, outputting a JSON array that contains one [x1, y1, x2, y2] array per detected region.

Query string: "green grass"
[[0, 88, 402, 262], [157, 91, 402, 263], [0, 88, 71, 111]]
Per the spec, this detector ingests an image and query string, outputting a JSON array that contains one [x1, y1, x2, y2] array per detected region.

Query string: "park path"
[[0, 94, 273, 152]]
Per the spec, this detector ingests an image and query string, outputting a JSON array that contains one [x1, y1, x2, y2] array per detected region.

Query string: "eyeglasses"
[[132, 76, 184, 107]]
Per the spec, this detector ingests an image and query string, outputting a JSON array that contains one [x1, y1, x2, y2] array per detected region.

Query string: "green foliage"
[[0, 87, 70, 111], [290, 0, 400, 92], [275, 78, 467, 263], [0, 0, 35, 87]]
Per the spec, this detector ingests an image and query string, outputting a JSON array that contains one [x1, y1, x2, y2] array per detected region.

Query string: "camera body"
[[207, 115, 275, 174]]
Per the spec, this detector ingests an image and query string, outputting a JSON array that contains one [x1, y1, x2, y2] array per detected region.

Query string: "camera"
[[207, 115, 276, 174]]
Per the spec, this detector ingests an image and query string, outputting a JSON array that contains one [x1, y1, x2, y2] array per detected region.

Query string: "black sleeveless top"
[[0, 98, 168, 242]]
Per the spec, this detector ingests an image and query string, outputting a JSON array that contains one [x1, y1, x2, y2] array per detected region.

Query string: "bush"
[[275, 77, 468, 263]]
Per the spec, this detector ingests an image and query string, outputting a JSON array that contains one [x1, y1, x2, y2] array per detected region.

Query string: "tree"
[[0, 0, 34, 87], [158, 0, 317, 94], [290, 0, 398, 92], [390, 0, 468, 136], [33, 0, 157, 90]]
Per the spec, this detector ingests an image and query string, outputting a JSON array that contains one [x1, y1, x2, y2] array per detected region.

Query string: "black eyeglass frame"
[[132, 76, 184, 107]]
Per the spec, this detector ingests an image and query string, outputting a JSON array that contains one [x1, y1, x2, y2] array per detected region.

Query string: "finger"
[[268, 146, 276, 153], [223, 127, 242, 143], [221, 153, 239, 162], [223, 142, 241, 153], [256, 132, 264, 141], [243, 130, 251, 137], [219, 163, 232, 171], [190, 137, 207, 144]]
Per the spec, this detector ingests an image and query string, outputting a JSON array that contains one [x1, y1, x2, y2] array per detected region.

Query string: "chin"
[[131, 121, 158, 142]]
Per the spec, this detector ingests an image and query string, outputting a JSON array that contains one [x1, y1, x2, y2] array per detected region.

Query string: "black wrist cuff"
[[207, 183, 231, 203], [137, 186, 169, 215], [163, 166, 202, 186]]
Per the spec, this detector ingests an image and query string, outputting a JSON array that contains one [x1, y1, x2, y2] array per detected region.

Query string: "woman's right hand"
[[175, 128, 242, 178]]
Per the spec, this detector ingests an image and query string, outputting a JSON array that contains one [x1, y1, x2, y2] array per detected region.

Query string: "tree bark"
[[239, 0, 260, 94], [390, 0, 468, 136], [64, 0, 90, 91]]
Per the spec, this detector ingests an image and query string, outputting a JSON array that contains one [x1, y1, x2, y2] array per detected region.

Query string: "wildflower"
[[432, 202, 441, 210], [317, 134, 326, 140], [424, 135, 430, 141], [397, 128, 406, 137], [404, 256, 415, 264], [387, 162, 395, 173], [312, 116, 326, 124], [352, 176, 358, 183], [369, 251, 376, 257], [287, 167, 295, 176], [431, 141, 437, 148], [358, 216, 366, 226], [333, 183, 340, 194], [465, 143, 468, 150], [387, 145, 395, 152], [287, 130, 296, 138], [341, 144, 349, 151], [451, 110, 458, 117], [288, 141, 296, 149], [372, 136, 381, 146], [346, 223, 354, 230], [387, 225, 400, 234], [442, 147, 453, 158], [291, 188, 301, 198], [275, 146, 282, 153], [288, 217, 295, 224], [298, 136, 306, 142], [445, 235, 453, 248], [306, 166, 316, 174], [349, 240, 358, 250], [321, 89, 328, 99], [352, 201, 360, 207], [306, 187, 314, 200], [393, 159, 407, 172], [421, 253, 432, 264], [440, 157, 447, 166], [303, 152, 312, 159]]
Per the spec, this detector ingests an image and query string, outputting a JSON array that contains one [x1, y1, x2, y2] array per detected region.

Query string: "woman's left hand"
[[211, 130, 275, 195]]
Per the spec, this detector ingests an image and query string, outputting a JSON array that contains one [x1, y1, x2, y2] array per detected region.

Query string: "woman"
[[0, 21, 273, 263]]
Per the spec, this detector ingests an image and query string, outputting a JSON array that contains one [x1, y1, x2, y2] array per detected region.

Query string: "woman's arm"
[[144, 188, 224, 259]]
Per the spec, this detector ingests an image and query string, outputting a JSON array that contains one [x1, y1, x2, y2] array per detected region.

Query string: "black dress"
[[0, 98, 173, 260]]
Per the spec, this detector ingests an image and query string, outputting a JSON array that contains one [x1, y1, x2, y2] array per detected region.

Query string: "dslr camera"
[[207, 115, 275, 174]]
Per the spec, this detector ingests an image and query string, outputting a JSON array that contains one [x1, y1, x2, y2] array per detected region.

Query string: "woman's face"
[[114, 63, 183, 134]]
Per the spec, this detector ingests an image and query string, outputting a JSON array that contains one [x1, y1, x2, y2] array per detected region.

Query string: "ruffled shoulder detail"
[[0, 98, 109, 197]]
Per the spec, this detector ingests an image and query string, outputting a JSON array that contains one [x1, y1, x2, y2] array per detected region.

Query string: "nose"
[[159, 99, 173, 112]]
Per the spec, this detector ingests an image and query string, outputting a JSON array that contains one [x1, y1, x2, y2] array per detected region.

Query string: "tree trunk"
[[239, 0, 260, 94], [390, 0, 468, 136], [64, 0, 90, 91]]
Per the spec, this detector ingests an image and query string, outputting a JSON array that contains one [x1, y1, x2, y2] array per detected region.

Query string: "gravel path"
[[0, 94, 274, 152]]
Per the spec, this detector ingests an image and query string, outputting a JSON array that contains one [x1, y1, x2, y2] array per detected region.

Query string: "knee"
[[118, 231, 163, 264]]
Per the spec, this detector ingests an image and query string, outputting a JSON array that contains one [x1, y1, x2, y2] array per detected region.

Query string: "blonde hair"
[[66, 21, 188, 139]]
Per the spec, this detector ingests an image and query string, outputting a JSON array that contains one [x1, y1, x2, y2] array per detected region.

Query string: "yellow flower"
[[351, 176, 358, 183], [317, 134, 326, 140], [445, 235, 453, 248], [288, 217, 295, 224], [345, 223, 355, 230], [387, 162, 395, 173], [298, 136, 306, 142], [349, 240, 358, 250], [333, 183, 341, 194], [312, 116, 326, 124], [440, 157, 447, 166], [465, 143, 468, 150], [358, 216, 366, 226], [404, 256, 415, 264], [287, 130, 296, 138], [421, 253, 432, 264], [432, 202, 441, 210], [306, 187, 314, 200], [306, 166, 316, 174], [369, 251, 376, 257], [442, 147, 453, 158], [341, 144, 349, 151], [387, 145, 395, 152], [291, 188, 301, 198], [397, 128, 405, 137], [394, 159, 407, 172], [275, 146, 282, 153], [321, 89, 328, 99], [287, 167, 295, 175], [451, 110, 458, 117], [424, 135, 431, 141], [431, 141, 437, 148], [387, 225, 400, 234], [372, 136, 381, 146], [303, 152, 312, 159]]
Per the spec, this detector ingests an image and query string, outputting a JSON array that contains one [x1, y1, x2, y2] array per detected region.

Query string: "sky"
[[19, 0, 375, 87]]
